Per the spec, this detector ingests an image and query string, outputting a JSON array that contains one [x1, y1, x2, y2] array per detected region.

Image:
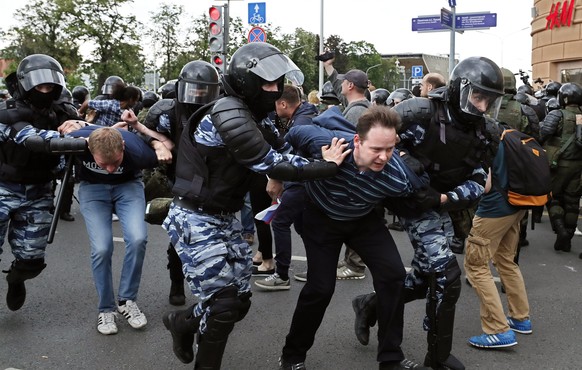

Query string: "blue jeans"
[[79, 180, 147, 313]]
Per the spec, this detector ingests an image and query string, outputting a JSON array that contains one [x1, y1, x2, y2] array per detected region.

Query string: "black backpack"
[[497, 129, 551, 208]]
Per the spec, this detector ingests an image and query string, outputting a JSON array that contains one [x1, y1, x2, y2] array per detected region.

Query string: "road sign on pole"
[[248, 2, 266, 24], [248, 26, 267, 43], [412, 12, 496, 32], [441, 8, 453, 29]]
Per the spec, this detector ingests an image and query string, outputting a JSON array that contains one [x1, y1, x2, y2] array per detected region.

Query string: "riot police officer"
[[539, 82, 582, 253], [0, 54, 82, 311], [371, 88, 390, 106], [352, 57, 505, 370], [142, 60, 222, 307]]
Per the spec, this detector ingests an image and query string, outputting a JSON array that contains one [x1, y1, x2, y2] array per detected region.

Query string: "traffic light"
[[211, 54, 226, 75], [208, 6, 224, 53]]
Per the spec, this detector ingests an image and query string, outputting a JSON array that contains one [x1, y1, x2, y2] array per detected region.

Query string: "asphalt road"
[[1, 198, 582, 370]]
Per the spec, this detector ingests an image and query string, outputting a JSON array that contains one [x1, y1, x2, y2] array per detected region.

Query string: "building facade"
[[532, 0, 582, 84]]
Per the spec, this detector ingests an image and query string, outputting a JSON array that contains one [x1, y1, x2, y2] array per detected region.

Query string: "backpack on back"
[[499, 129, 551, 207]]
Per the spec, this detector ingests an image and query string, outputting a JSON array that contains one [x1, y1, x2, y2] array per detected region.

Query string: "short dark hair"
[[278, 84, 302, 106], [356, 105, 401, 140]]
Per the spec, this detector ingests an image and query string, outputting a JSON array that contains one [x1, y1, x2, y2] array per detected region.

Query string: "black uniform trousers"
[[282, 199, 406, 364]]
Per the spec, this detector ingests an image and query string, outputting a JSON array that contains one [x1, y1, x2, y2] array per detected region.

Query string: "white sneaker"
[[118, 300, 147, 329], [97, 312, 118, 335], [575, 227, 582, 236], [112, 213, 119, 222]]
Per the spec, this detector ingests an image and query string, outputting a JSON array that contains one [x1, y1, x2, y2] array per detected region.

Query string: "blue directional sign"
[[411, 66, 423, 78], [248, 2, 266, 24], [413, 12, 497, 32], [412, 16, 445, 31], [441, 8, 453, 29], [455, 13, 497, 29]]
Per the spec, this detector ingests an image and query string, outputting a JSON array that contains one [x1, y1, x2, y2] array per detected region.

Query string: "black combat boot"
[[352, 292, 377, 345], [162, 305, 201, 364], [553, 219, 571, 252], [5, 258, 46, 311], [167, 245, 186, 306]]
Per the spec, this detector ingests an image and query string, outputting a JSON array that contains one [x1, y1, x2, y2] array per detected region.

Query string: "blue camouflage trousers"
[[399, 209, 458, 329], [163, 203, 252, 334], [0, 180, 53, 260]]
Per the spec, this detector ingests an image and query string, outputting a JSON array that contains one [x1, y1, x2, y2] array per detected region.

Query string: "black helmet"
[[72, 85, 90, 104], [320, 81, 340, 105], [558, 82, 582, 107], [16, 54, 66, 103], [57, 87, 73, 104], [226, 42, 304, 101], [158, 80, 177, 99], [142, 91, 160, 108], [545, 81, 562, 98], [101, 75, 124, 95], [176, 61, 220, 105], [517, 84, 534, 96], [545, 97, 561, 113], [500, 68, 517, 94], [449, 56, 504, 120], [386, 88, 413, 107]]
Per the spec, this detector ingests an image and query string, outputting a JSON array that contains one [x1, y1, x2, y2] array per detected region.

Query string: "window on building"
[[561, 68, 582, 84]]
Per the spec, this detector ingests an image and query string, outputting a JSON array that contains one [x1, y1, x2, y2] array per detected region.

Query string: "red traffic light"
[[212, 55, 224, 65], [209, 6, 222, 21], [209, 22, 221, 35]]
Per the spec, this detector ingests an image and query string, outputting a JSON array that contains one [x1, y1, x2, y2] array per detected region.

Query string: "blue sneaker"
[[468, 330, 517, 348], [507, 316, 532, 334]]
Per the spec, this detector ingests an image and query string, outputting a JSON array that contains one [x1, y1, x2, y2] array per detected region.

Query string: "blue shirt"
[[88, 99, 123, 127], [71, 126, 158, 184]]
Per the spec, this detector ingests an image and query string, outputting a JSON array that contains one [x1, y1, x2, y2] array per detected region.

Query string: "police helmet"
[[545, 97, 561, 114], [545, 81, 562, 98], [176, 61, 220, 105], [320, 81, 340, 105], [517, 84, 534, 96], [57, 87, 73, 104], [500, 68, 517, 94], [142, 91, 160, 108], [386, 88, 413, 107], [226, 42, 304, 101], [16, 54, 66, 101], [101, 75, 125, 95], [449, 56, 504, 120], [72, 85, 89, 104], [558, 82, 582, 107], [158, 80, 177, 99]]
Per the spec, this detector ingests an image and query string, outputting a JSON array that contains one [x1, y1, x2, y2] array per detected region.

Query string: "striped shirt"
[[306, 147, 414, 221]]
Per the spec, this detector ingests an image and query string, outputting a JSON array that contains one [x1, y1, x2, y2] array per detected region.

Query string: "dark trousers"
[[249, 173, 273, 259], [271, 185, 305, 278], [282, 201, 405, 364]]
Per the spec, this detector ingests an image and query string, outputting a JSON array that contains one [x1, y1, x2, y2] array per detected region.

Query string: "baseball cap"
[[337, 69, 369, 89]]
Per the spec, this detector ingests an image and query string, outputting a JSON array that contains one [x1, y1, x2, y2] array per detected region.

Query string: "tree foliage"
[[0, 2, 399, 95]]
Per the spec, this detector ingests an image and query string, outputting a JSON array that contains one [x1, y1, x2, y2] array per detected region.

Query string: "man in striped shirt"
[[279, 105, 434, 370]]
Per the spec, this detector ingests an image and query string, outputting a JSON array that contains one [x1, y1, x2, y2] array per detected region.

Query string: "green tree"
[[149, 3, 185, 82]]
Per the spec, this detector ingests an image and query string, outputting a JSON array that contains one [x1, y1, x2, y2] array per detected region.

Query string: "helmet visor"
[[176, 81, 220, 105], [459, 81, 502, 119], [20, 69, 66, 92], [250, 53, 304, 86]]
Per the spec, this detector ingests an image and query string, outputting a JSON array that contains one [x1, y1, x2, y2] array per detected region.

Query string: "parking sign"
[[412, 65, 423, 78]]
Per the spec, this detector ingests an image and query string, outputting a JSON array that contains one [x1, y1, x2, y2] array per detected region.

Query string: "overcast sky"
[[1, 0, 535, 77]]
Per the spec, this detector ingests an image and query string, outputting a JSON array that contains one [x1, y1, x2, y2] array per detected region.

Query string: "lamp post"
[[366, 63, 382, 75]]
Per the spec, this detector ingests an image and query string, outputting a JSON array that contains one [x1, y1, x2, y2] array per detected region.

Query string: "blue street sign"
[[449, 0, 456, 7], [248, 2, 266, 24], [248, 26, 267, 43], [412, 16, 445, 31], [455, 13, 497, 29], [412, 12, 497, 32], [441, 8, 453, 29], [411, 66, 423, 78]]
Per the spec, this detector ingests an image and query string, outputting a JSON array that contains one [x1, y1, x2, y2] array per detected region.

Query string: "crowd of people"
[[0, 43, 580, 370]]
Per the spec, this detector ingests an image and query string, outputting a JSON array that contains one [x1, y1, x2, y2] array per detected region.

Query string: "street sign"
[[412, 12, 497, 32], [455, 13, 497, 29], [248, 26, 267, 43], [411, 66, 423, 78], [441, 8, 453, 29], [248, 2, 266, 24]]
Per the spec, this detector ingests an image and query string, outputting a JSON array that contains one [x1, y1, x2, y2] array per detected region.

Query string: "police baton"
[[47, 154, 75, 244]]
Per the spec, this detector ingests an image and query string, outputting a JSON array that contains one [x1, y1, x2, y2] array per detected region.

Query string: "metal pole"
[[318, 0, 324, 92], [448, 5, 456, 78], [224, 2, 230, 71]]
